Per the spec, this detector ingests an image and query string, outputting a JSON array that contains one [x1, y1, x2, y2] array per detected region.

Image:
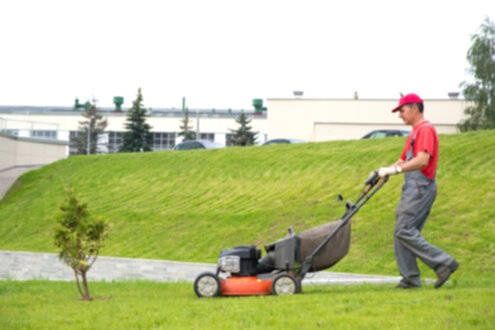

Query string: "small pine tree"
[[54, 188, 109, 301], [120, 88, 153, 152], [178, 97, 196, 141], [76, 102, 108, 154], [230, 112, 257, 146]]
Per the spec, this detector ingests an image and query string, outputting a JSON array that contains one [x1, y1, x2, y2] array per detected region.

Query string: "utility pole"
[[196, 106, 200, 139], [86, 100, 95, 155], [181, 96, 187, 143], [87, 126, 90, 155], [86, 102, 91, 155]]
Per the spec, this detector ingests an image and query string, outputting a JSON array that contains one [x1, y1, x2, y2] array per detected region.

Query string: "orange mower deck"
[[220, 276, 273, 296]]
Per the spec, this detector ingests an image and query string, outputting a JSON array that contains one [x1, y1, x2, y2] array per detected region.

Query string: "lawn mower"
[[193, 171, 388, 297]]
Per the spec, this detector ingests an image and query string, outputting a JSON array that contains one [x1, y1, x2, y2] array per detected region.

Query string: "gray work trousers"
[[395, 170, 453, 285]]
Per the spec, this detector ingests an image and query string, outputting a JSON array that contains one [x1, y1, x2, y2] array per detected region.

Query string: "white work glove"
[[377, 165, 402, 178]]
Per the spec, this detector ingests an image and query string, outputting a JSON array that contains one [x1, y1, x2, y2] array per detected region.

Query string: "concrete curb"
[[0, 250, 403, 285]]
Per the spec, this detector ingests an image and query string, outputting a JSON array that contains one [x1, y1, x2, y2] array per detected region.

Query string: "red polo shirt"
[[400, 121, 438, 180]]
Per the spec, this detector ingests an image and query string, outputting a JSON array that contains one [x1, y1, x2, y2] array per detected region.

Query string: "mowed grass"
[[1, 130, 494, 329], [0, 130, 494, 282], [1, 281, 494, 329]]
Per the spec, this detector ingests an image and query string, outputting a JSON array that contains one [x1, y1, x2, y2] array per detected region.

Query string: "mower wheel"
[[272, 274, 299, 295], [194, 272, 220, 298]]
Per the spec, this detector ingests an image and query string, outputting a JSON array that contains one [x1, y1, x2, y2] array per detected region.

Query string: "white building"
[[0, 97, 466, 155], [0, 106, 268, 154], [266, 98, 467, 141]]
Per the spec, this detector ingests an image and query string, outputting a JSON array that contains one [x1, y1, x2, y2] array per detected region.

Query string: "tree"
[[178, 97, 196, 141], [54, 188, 109, 301], [76, 101, 107, 154], [230, 112, 257, 146], [459, 17, 495, 131], [120, 88, 153, 152]]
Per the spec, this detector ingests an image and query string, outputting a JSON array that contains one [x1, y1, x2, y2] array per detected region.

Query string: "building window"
[[31, 130, 57, 140], [199, 133, 214, 142], [69, 130, 110, 154], [69, 131, 81, 155], [2, 129, 19, 136], [153, 132, 176, 150], [108, 131, 124, 153], [226, 133, 235, 146]]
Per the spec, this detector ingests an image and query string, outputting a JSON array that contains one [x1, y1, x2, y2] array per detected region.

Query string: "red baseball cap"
[[392, 93, 423, 112]]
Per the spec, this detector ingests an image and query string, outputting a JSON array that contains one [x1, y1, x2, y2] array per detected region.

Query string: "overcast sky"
[[0, 0, 493, 109]]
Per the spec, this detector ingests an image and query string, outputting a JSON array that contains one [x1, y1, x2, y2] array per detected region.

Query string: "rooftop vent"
[[252, 99, 267, 113], [293, 90, 304, 98], [74, 98, 85, 110], [448, 92, 460, 99], [113, 96, 124, 112]]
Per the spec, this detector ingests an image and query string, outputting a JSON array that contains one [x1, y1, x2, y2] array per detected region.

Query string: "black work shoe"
[[395, 280, 420, 289], [434, 260, 459, 289]]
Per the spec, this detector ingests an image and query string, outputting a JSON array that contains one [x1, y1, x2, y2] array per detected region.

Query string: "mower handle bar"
[[299, 172, 388, 278]]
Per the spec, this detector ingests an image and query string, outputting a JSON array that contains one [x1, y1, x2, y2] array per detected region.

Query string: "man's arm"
[[378, 152, 430, 177], [397, 152, 430, 172]]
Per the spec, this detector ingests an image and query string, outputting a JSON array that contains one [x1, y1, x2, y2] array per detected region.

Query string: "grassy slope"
[[0, 130, 494, 280]]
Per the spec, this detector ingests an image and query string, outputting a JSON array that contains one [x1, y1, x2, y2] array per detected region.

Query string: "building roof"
[[0, 131, 69, 145], [0, 106, 266, 119], [267, 97, 465, 102]]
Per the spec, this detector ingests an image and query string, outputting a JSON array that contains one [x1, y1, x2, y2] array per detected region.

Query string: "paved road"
[[0, 165, 42, 199], [0, 250, 402, 285]]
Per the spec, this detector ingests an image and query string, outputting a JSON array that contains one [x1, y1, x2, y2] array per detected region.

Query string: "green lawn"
[[1, 281, 493, 329], [1, 130, 494, 329], [1, 130, 494, 282]]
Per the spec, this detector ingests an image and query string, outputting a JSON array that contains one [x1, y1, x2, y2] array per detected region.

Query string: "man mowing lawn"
[[376, 93, 459, 289]]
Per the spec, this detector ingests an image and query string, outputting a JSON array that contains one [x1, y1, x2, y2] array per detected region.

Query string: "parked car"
[[263, 138, 305, 145], [361, 130, 410, 139], [173, 139, 224, 150]]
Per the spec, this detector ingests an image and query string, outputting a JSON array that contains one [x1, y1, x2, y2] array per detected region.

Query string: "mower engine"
[[218, 245, 261, 275]]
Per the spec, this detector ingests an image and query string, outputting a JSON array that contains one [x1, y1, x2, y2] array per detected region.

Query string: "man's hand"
[[377, 165, 402, 178]]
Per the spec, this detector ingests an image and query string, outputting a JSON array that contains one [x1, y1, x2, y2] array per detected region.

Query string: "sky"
[[0, 0, 494, 110]]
